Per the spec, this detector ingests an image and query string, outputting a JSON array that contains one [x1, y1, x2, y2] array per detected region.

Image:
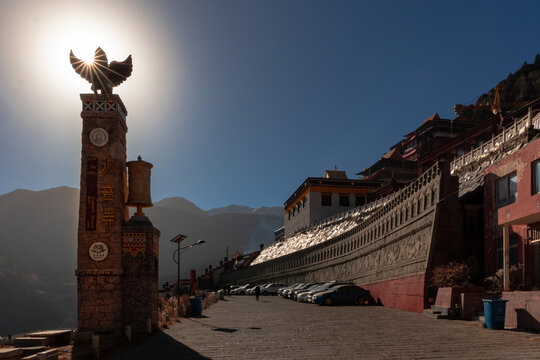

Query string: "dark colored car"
[[307, 281, 354, 303], [312, 285, 374, 306]]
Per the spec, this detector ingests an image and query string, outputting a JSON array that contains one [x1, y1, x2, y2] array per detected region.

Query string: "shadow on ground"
[[105, 331, 211, 360]]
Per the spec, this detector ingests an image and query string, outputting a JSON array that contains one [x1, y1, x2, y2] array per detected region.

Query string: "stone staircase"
[[422, 305, 452, 319], [0, 330, 73, 360]]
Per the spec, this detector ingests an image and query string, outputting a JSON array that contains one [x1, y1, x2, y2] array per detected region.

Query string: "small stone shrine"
[[72, 48, 160, 336]]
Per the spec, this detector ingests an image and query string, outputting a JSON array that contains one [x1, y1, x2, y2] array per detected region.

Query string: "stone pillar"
[[122, 217, 160, 333], [503, 224, 510, 291], [123, 156, 160, 333], [76, 94, 128, 334]]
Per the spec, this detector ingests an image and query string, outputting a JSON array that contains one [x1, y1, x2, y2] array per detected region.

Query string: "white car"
[[234, 284, 254, 295], [260, 283, 287, 295]]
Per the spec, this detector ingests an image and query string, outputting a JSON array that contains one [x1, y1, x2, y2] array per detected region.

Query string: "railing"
[[451, 108, 540, 174]]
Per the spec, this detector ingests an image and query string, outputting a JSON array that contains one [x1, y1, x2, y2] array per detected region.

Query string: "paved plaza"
[[110, 295, 540, 359]]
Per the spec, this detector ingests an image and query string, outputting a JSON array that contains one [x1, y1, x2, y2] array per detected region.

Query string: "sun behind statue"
[[70, 47, 133, 95]]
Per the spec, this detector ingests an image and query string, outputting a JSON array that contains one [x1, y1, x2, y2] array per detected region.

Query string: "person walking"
[[255, 284, 261, 301]]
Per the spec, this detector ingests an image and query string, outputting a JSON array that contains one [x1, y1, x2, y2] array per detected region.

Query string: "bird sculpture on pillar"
[[70, 47, 133, 95]]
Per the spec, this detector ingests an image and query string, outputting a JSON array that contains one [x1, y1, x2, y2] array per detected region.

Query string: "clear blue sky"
[[0, 0, 539, 209]]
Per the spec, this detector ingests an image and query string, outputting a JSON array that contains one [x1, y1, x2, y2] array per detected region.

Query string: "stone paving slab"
[[111, 295, 540, 359]]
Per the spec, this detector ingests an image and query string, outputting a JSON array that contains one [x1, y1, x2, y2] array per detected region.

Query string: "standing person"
[[255, 284, 261, 301]]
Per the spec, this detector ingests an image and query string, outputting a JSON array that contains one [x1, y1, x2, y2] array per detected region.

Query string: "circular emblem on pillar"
[[89, 242, 109, 261], [89, 128, 109, 147]]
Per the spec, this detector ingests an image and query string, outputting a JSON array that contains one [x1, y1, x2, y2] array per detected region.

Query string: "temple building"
[[357, 147, 417, 200], [283, 170, 382, 239], [401, 113, 474, 167]]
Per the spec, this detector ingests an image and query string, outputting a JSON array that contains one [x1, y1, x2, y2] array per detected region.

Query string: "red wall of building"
[[362, 274, 426, 313], [484, 137, 540, 284]]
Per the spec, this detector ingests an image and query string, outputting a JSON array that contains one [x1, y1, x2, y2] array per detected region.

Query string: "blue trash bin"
[[483, 299, 508, 330], [189, 297, 202, 316]]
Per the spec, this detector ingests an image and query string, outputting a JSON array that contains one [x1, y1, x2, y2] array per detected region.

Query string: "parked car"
[[307, 282, 355, 303], [278, 283, 301, 297], [261, 283, 287, 295], [280, 283, 304, 298], [312, 285, 374, 306], [298, 283, 334, 302], [287, 283, 316, 299], [292, 283, 323, 301], [234, 284, 254, 295]]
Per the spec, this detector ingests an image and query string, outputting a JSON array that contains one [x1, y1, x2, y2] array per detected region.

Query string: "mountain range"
[[0, 187, 283, 335]]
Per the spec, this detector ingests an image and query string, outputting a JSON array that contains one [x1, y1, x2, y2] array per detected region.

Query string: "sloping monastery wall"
[[220, 166, 443, 313]]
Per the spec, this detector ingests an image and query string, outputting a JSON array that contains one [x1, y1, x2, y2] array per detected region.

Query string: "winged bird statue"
[[70, 47, 132, 95]]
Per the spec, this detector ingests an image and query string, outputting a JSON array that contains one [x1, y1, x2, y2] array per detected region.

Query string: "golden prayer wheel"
[[126, 156, 153, 215]]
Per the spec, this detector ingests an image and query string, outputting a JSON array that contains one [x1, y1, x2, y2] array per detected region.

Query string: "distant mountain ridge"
[[155, 197, 283, 218], [0, 187, 283, 335]]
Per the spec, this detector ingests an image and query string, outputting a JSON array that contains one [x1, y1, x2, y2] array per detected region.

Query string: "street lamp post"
[[170, 234, 206, 315]]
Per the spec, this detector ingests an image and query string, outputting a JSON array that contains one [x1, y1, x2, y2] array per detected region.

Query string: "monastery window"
[[302, 197, 306, 208], [288, 211, 291, 220], [321, 193, 332, 206], [356, 195, 366, 207], [400, 211, 403, 224], [496, 172, 517, 208], [533, 160, 540, 194], [496, 234, 519, 270], [339, 194, 350, 206], [411, 203, 415, 217], [292, 207, 296, 216], [417, 199, 421, 214], [405, 207, 409, 221], [297, 204, 300, 214]]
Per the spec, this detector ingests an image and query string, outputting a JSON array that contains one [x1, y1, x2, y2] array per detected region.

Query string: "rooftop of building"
[[284, 170, 384, 210]]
